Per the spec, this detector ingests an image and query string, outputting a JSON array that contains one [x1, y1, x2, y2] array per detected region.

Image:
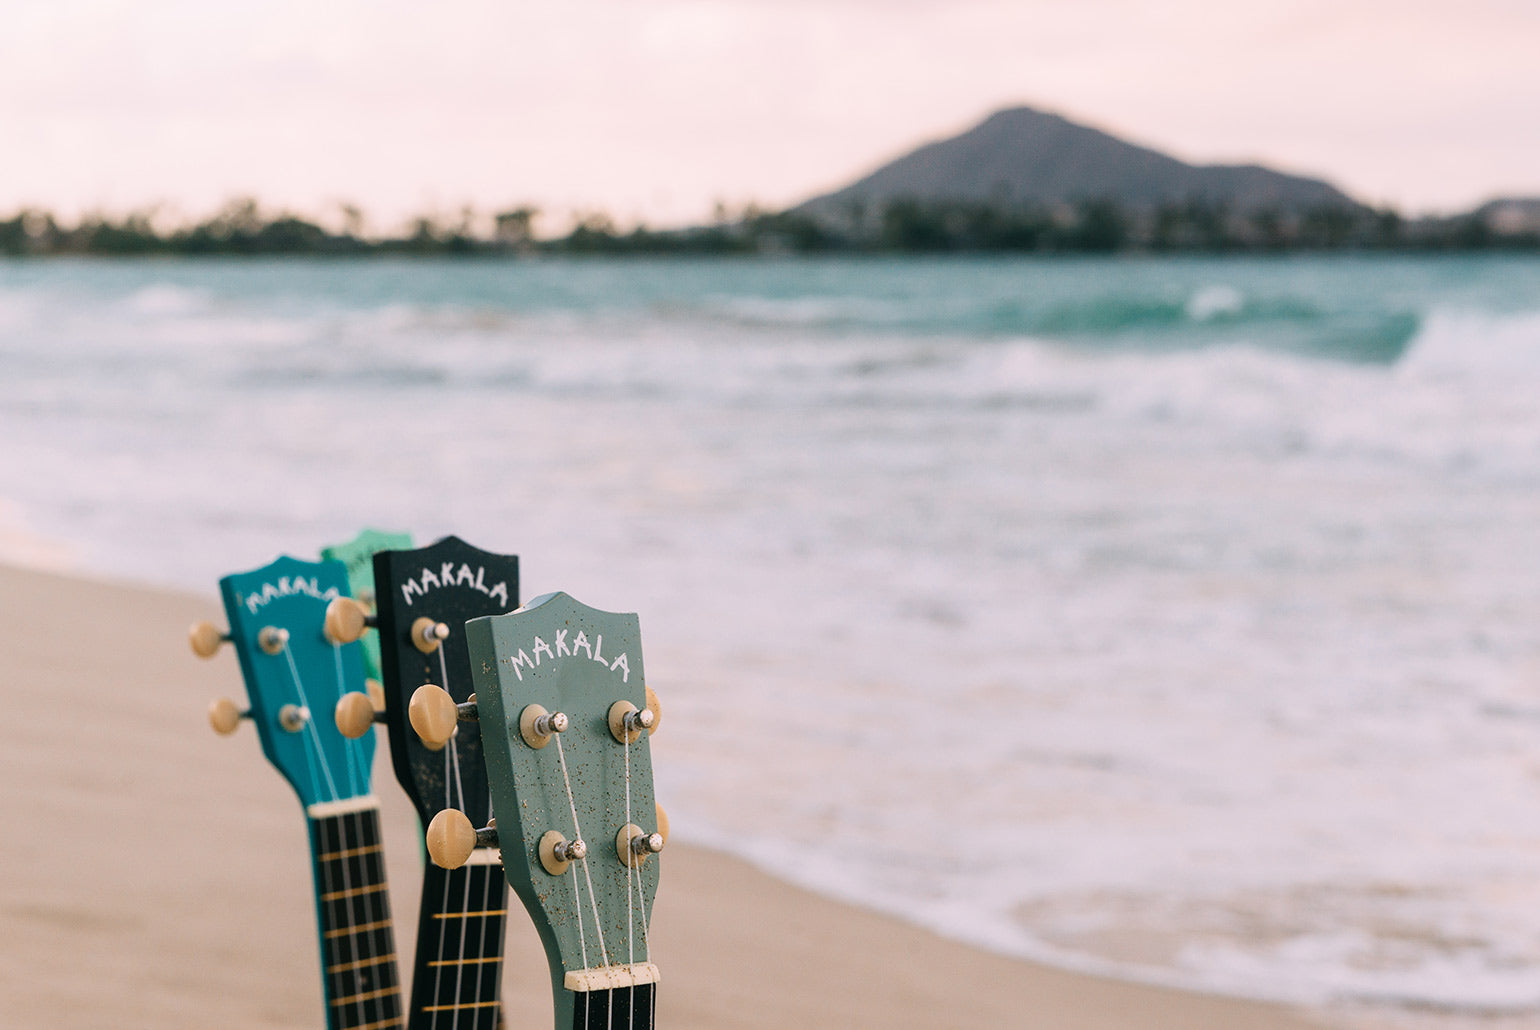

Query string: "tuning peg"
[[334, 691, 386, 738], [207, 697, 250, 735], [408, 684, 477, 750], [645, 685, 662, 734], [257, 626, 289, 655], [518, 704, 569, 749], [655, 803, 669, 846], [411, 617, 450, 654], [324, 597, 375, 645], [607, 699, 656, 744], [616, 822, 665, 868], [189, 622, 229, 659], [538, 830, 587, 875], [426, 809, 499, 869], [366, 679, 386, 711]]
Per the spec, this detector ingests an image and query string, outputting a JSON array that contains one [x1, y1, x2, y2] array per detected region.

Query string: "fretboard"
[[570, 984, 656, 1030], [307, 801, 405, 1030], [407, 851, 508, 1030]]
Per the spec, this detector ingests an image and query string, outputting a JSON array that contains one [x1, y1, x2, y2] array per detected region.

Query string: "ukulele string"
[[624, 732, 636, 1030], [279, 640, 341, 802], [554, 734, 611, 972]]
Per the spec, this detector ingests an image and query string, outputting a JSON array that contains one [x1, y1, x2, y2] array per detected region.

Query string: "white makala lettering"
[[501, 629, 628, 682], [243, 576, 339, 614], [532, 636, 554, 664], [398, 563, 510, 609]]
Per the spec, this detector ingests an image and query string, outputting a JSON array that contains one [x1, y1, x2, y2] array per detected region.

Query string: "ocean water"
[[3, 255, 1540, 1015]]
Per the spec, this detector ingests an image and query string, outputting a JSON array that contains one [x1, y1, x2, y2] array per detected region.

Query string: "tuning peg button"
[[409, 685, 476, 750], [427, 809, 498, 869], [334, 691, 385, 739], [324, 597, 375, 645], [608, 700, 655, 744], [189, 622, 229, 659], [207, 697, 249, 735]]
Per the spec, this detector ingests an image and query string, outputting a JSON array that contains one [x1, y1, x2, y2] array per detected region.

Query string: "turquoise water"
[[4, 255, 1540, 1014]]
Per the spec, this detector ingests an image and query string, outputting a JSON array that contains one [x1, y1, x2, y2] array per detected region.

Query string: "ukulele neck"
[[306, 797, 405, 1030], [407, 852, 509, 1029]]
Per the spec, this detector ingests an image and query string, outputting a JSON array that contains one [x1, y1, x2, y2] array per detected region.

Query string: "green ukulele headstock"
[[436, 591, 665, 1029], [320, 528, 412, 685], [193, 556, 378, 810]]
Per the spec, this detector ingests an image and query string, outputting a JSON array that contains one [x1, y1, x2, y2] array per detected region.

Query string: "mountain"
[[796, 106, 1360, 219]]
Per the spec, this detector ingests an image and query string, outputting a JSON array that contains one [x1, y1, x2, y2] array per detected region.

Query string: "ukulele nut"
[[258, 626, 290, 655]]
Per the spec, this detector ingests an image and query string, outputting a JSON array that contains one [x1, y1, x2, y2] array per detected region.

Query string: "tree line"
[[1, 196, 1534, 258]]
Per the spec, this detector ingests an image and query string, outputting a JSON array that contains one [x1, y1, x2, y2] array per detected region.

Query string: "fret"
[[408, 859, 508, 1030], [329, 953, 398, 975], [307, 807, 404, 1030]]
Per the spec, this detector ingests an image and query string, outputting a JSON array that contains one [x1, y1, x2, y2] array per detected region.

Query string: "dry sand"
[[0, 563, 1337, 1028]]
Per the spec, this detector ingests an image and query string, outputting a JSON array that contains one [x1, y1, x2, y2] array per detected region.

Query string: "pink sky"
[[3, 0, 1537, 230]]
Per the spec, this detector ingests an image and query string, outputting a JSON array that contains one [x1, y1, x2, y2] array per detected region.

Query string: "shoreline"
[[0, 561, 1348, 1027]]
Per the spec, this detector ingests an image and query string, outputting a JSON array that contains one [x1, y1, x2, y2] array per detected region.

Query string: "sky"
[[2, 0, 1538, 232]]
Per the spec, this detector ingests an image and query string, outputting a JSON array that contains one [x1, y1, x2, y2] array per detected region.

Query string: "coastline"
[[0, 562, 1334, 1028]]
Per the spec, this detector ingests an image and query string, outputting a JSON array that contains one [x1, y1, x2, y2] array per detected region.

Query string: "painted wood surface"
[[321, 528, 413, 684], [466, 591, 660, 1030], [371, 535, 519, 1030], [215, 556, 403, 1029]]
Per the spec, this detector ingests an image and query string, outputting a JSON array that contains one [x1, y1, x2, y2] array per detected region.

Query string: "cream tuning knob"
[[411, 617, 450, 654], [189, 622, 229, 659], [426, 809, 498, 869], [409, 684, 477, 750], [207, 697, 249, 735], [334, 691, 385, 739], [324, 597, 375, 645]]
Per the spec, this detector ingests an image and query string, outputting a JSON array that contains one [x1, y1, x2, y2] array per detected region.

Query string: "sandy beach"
[[0, 561, 1335, 1028]]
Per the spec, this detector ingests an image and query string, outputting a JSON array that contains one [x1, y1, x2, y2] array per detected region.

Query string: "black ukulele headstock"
[[372, 535, 519, 828]]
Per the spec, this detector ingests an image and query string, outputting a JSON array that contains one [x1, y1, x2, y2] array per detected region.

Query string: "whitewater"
[[3, 255, 1539, 1017]]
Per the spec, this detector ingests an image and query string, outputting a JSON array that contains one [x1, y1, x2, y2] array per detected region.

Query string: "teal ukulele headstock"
[[321, 528, 412, 685], [197, 556, 378, 809], [422, 591, 665, 1030]]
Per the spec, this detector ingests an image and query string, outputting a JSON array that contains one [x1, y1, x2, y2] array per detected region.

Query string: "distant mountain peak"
[[797, 105, 1358, 218]]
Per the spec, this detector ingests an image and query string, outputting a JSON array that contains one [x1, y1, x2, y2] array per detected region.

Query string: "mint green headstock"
[[465, 591, 662, 1030], [320, 528, 412, 684]]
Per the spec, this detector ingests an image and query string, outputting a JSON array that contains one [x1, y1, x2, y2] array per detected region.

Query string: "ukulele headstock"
[[464, 591, 663, 1026], [351, 536, 519, 830], [208, 556, 377, 808], [320, 528, 412, 685]]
